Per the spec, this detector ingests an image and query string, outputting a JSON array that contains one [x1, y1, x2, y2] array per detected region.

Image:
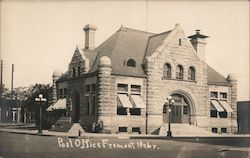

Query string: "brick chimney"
[[84, 24, 97, 50], [188, 30, 209, 61]]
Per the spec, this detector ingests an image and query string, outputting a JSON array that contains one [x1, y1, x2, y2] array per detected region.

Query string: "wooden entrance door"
[[171, 105, 182, 123]]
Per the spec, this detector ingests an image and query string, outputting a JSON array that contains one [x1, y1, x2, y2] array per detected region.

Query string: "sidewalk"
[[0, 126, 250, 139]]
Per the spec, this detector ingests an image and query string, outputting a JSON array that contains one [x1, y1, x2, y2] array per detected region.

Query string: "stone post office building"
[[52, 24, 237, 135]]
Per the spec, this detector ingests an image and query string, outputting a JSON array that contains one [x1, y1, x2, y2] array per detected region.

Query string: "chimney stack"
[[188, 29, 209, 61], [84, 24, 97, 50]]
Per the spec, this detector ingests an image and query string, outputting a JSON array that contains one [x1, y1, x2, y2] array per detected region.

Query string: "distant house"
[[0, 98, 12, 123], [237, 101, 250, 134], [52, 24, 238, 135]]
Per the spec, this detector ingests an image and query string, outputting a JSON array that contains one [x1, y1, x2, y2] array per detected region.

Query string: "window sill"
[[162, 77, 197, 83]]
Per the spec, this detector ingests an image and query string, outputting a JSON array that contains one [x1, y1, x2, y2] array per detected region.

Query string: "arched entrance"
[[163, 93, 194, 124], [72, 92, 80, 123]]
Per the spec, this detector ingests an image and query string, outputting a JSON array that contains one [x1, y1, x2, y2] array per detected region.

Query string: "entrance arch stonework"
[[163, 90, 196, 125]]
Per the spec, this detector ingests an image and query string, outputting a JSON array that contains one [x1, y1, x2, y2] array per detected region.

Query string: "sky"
[[0, 0, 249, 101]]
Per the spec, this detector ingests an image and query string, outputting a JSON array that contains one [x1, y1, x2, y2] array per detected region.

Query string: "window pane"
[[188, 67, 195, 80], [86, 85, 90, 92], [117, 107, 127, 115], [220, 93, 227, 99], [210, 92, 218, 98], [129, 108, 141, 115], [221, 128, 227, 133], [117, 84, 128, 91], [132, 127, 141, 134], [119, 127, 127, 132], [91, 84, 96, 92], [86, 96, 90, 115], [219, 111, 227, 118], [163, 64, 171, 78], [131, 85, 141, 93], [176, 65, 183, 79], [212, 128, 218, 133], [183, 106, 188, 114]]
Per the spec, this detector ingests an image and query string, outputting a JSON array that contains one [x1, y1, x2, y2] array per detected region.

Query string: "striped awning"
[[117, 94, 133, 108], [47, 99, 66, 111], [210, 100, 224, 112], [219, 101, 233, 112], [130, 95, 146, 108]]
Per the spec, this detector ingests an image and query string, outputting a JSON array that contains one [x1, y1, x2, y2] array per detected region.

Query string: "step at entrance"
[[159, 123, 214, 136]]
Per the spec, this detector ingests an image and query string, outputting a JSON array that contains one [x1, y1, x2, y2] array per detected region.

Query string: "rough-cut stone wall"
[[208, 85, 236, 133], [97, 57, 112, 132], [228, 79, 238, 133], [66, 76, 98, 132], [145, 25, 209, 133], [109, 76, 147, 134]]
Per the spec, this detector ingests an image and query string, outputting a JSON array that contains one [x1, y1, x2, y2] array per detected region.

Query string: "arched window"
[[163, 63, 171, 79], [188, 67, 195, 81], [127, 59, 136, 67], [176, 65, 183, 79]]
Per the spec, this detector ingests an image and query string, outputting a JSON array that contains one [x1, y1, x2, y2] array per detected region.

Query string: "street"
[[0, 131, 249, 158]]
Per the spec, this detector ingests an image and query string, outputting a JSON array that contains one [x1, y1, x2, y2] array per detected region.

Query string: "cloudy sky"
[[0, 0, 249, 101]]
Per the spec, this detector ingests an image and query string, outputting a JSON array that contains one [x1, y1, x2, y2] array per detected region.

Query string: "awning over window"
[[47, 99, 66, 111], [117, 94, 133, 108], [219, 101, 233, 112], [210, 100, 224, 112], [130, 95, 146, 108]]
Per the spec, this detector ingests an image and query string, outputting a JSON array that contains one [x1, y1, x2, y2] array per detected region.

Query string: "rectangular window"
[[210, 110, 217, 117], [183, 106, 188, 114], [77, 67, 81, 76], [86, 96, 90, 115], [179, 38, 182, 46], [59, 89, 63, 98], [132, 127, 141, 134], [72, 68, 76, 78], [210, 105, 217, 117], [129, 108, 141, 115], [117, 84, 128, 92], [91, 96, 95, 114], [210, 92, 218, 98], [63, 88, 67, 98], [131, 85, 141, 93], [91, 84, 96, 92], [118, 127, 127, 133], [212, 128, 218, 133], [221, 128, 227, 133], [117, 107, 127, 115], [219, 111, 227, 118], [86, 85, 90, 92], [220, 93, 227, 100]]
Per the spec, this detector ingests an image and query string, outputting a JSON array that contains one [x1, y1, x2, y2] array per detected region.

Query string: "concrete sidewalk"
[[0, 127, 250, 139]]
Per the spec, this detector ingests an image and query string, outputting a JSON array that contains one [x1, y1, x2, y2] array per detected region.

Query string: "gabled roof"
[[82, 49, 97, 69], [207, 65, 230, 86], [145, 30, 171, 57], [90, 27, 154, 77]]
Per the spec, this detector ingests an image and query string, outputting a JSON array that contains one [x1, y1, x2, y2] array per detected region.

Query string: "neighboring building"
[[237, 101, 250, 134], [0, 98, 12, 123], [54, 24, 238, 134]]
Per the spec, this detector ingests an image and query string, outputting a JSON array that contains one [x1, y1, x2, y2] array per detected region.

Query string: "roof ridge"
[[149, 30, 172, 38], [118, 26, 155, 35]]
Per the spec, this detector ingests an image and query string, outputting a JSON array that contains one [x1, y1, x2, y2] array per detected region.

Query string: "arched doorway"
[[163, 93, 193, 124], [73, 92, 80, 123]]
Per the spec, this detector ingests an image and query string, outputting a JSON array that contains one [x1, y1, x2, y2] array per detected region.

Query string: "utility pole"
[[11, 64, 14, 122], [0, 60, 3, 99], [0, 60, 3, 122]]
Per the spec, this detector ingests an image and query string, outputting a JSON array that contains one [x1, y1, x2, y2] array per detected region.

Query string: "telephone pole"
[[11, 64, 14, 122], [0, 60, 3, 120]]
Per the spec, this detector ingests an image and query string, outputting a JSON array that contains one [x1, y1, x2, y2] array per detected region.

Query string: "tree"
[[22, 84, 53, 128]]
